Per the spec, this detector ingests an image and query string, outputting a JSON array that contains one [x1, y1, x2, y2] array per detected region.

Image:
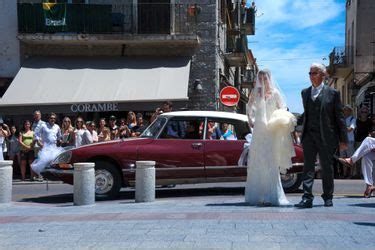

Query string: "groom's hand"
[[339, 142, 348, 151]]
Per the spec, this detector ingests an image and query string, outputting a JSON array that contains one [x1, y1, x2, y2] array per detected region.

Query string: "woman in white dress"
[[245, 69, 295, 206], [74, 117, 93, 147]]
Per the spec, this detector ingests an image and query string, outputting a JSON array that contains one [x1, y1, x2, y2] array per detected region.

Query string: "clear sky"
[[249, 0, 346, 113]]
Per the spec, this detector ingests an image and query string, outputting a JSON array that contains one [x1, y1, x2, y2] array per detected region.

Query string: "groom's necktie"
[[311, 87, 319, 101]]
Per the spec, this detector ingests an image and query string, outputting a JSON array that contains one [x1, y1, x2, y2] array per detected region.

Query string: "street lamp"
[[194, 79, 203, 91]]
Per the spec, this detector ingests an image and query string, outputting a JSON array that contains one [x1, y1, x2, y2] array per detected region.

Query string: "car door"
[[204, 118, 249, 180], [138, 116, 205, 182]]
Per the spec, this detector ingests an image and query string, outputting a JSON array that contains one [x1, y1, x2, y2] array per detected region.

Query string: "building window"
[[138, 0, 171, 34]]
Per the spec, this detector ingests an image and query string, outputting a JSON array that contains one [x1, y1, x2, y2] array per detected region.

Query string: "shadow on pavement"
[[19, 187, 246, 204], [336, 195, 366, 199], [22, 193, 73, 204], [288, 188, 304, 194], [206, 202, 297, 208], [353, 222, 375, 227], [130, 187, 244, 199], [205, 202, 248, 207], [19, 186, 306, 204], [349, 203, 375, 208]]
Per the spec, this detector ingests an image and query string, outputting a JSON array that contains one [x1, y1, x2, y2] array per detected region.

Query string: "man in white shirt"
[[31, 110, 46, 181], [31, 113, 64, 176], [32, 110, 45, 155], [38, 113, 62, 147]]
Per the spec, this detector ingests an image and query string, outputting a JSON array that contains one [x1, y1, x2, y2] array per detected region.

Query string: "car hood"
[[71, 137, 152, 150]]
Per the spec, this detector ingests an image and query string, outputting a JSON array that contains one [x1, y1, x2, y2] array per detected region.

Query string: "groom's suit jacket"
[[300, 84, 347, 150]]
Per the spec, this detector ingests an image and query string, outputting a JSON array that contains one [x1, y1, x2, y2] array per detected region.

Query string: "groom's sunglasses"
[[308, 72, 319, 76]]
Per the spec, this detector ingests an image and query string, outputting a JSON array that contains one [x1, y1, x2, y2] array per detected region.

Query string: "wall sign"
[[71, 103, 119, 113], [220, 86, 240, 106]]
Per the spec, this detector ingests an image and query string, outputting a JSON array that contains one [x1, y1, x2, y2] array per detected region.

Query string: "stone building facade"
[[0, 0, 256, 124], [0, 0, 20, 97], [328, 0, 375, 113]]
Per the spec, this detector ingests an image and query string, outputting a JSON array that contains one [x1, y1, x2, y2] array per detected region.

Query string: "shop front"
[[0, 56, 190, 127]]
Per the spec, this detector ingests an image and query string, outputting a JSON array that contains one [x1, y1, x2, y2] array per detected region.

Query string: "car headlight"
[[51, 150, 72, 165]]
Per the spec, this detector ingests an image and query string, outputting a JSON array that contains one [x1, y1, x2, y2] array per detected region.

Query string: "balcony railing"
[[225, 34, 248, 67], [329, 46, 354, 66], [227, 6, 255, 36], [241, 7, 255, 35], [242, 68, 256, 86], [18, 3, 198, 35], [226, 34, 247, 54], [328, 46, 354, 77]]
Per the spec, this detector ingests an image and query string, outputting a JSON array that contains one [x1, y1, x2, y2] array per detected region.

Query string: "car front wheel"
[[95, 161, 122, 200], [281, 173, 303, 192]]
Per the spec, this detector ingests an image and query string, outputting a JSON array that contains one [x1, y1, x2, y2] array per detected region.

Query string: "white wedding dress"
[[245, 71, 295, 206]]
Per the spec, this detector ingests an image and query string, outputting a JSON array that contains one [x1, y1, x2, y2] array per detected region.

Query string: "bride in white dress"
[[245, 69, 296, 206]]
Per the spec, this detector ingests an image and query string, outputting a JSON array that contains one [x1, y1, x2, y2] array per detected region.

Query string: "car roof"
[[160, 111, 248, 122]]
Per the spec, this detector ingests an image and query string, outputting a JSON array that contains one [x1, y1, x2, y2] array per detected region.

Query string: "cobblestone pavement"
[[1, 190, 375, 250]]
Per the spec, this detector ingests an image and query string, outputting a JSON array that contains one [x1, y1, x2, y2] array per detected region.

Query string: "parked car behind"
[[43, 111, 304, 199]]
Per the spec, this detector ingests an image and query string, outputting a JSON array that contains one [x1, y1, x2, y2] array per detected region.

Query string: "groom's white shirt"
[[311, 83, 324, 101]]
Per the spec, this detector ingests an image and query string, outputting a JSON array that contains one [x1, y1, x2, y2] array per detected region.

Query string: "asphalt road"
[[11, 179, 366, 203]]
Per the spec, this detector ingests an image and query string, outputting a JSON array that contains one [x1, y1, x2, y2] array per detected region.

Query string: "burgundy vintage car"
[[44, 111, 304, 199]]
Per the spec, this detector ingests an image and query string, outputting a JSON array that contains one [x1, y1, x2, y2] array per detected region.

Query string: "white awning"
[[0, 56, 190, 106]]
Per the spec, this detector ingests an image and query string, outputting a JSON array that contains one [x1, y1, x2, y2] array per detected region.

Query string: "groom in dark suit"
[[295, 63, 348, 208]]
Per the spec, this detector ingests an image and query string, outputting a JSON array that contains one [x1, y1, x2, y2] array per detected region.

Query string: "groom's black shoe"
[[324, 199, 333, 207], [294, 200, 313, 209]]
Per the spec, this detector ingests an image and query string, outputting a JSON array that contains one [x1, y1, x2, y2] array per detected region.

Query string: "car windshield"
[[140, 117, 167, 138]]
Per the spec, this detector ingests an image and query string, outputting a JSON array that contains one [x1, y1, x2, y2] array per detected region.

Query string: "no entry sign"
[[220, 86, 240, 106]]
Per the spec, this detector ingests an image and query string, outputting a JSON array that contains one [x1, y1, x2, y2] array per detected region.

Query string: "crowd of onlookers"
[[0, 109, 150, 181], [336, 104, 375, 198], [292, 104, 374, 181], [336, 105, 373, 179], [0, 101, 178, 181]]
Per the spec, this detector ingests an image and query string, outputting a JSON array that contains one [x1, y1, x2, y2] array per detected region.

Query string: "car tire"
[[95, 161, 122, 200], [281, 173, 303, 192]]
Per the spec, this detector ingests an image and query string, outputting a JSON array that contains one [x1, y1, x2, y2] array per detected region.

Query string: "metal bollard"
[[0, 161, 13, 204], [74, 162, 95, 206], [135, 161, 155, 203]]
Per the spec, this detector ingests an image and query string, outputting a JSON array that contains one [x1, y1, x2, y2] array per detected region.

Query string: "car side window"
[[236, 121, 251, 140], [160, 117, 204, 140], [206, 119, 250, 140], [140, 117, 167, 138]]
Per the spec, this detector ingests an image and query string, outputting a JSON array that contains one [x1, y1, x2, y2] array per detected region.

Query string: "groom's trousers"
[[302, 131, 336, 201]]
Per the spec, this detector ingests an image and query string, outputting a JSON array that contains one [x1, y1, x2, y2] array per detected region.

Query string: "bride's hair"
[[247, 69, 287, 124], [257, 69, 272, 89], [259, 69, 271, 77]]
